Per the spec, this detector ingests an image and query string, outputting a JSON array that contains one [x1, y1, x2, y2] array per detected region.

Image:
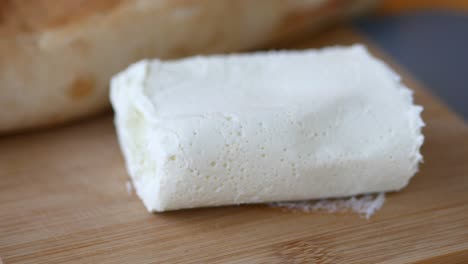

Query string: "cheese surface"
[[110, 45, 424, 212]]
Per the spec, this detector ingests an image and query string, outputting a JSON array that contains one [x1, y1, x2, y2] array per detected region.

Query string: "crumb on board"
[[269, 193, 386, 219], [126, 180, 133, 195]]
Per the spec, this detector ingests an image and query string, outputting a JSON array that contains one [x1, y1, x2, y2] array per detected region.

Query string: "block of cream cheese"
[[110, 45, 424, 212]]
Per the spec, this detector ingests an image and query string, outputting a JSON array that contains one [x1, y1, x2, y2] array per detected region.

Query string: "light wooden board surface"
[[1, 26, 468, 263]]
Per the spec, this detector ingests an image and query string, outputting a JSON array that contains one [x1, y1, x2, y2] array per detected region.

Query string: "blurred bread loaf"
[[0, 0, 378, 133]]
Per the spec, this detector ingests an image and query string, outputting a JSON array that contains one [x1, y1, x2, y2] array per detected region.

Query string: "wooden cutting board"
[[1, 26, 467, 263]]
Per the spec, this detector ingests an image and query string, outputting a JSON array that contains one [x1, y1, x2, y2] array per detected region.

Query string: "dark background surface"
[[354, 9, 468, 119]]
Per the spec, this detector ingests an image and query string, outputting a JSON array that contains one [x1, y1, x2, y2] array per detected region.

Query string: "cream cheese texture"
[[110, 45, 424, 212]]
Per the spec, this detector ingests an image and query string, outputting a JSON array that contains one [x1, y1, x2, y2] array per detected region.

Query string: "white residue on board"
[[269, 192, 386, 219]]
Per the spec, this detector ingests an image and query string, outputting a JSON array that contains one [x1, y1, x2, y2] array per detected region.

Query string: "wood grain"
[[1, 26, 468, 263]]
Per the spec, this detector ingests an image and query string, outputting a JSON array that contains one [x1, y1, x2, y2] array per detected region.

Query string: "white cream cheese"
[[110, 45, 424, 212]]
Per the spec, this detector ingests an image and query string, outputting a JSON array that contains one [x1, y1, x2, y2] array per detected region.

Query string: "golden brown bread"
[[0, 0, 125, 33], [0, 0, 379, 134]]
